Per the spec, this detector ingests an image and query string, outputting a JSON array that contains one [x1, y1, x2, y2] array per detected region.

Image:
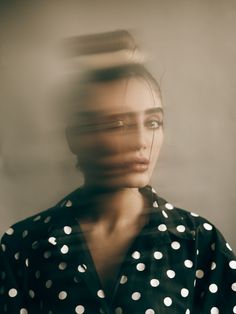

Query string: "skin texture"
[[66, 77, 164, 294], [67, 77, 164, 189]]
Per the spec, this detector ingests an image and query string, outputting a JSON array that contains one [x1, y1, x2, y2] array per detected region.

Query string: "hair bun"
[[62, 30, 145, 71]]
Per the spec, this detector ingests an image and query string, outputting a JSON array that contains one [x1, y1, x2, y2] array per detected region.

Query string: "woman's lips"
[[123, 157, 150, 172], [126, 162, 149, 172], [83, 157, 150, 175]]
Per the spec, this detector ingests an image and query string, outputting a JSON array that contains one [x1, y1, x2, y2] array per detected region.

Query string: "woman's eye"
[[102, 120, 125, 131], [146, 120, 162, 129]]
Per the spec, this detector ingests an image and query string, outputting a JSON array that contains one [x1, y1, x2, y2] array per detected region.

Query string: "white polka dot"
[[176, 225, 185, 232], [115, 307, 123, 314], [22, 230, 28, 238], [58, 291, 67, 300], [78, 264, 87, 273], [9, 288, 17, 297], [136, 263, 145, 271], [185, 310, 190, 314], [74, 276, 81, 284], [20, 309, 28, 314], [13, 252, 19, 260], [154, 251, 163, 260], [97, 289, 105, 298], [229, 260, 236, 269], [171, 241, 180, 250], [131, 292, 141, 300], [48, 237, 57, 245], [165, 203, 174, 210], [131, 251, 140, 259], [45, 280, 52, 288], [158, 224, 167, 232], [60, 245, 69, 254], [209, 283, 218, 293], [1, 244, 6, 252], [196, 249, 199, 255], [150, 279, 160, 287], [145, 309, 155, 314], [43, 251, 51, 259], [211, 262, 216, 270], [6, 228, 14, 235], [32, 241, 39, 249], [210, 307, 219, 314], [211, 243, 216, 251], [75, 305, 85, 314], [203, 223, 213, 230], [163, 297, 172, 306], [44, 216, 51, 223], [33, 215, 41, 222], [59, 262, 67, 270], [120, 275, 128, 284], [231, 282, 236, 291], [35, 270, 40, 279], [64, 226, 72, 235], [226, 242, 232, 251], [181, 288, 189, 297], [190, 212, 199, 217], [66, 200, 72, 207], [196, 269, 204, 279], [233, 306, 236, 313], [25, 258, 29, 267], [184, 260, 193, 268], [166, 270, 175, 279], [162, 210, 168, 218], [153, 201, 158, 208], [29, 290, 35, 298]]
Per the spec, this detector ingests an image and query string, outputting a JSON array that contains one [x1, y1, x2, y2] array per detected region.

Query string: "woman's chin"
[[85, 172, 151, 190]]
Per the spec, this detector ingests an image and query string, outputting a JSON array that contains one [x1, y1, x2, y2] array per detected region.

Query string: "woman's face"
[[67, 77, 164, 189]]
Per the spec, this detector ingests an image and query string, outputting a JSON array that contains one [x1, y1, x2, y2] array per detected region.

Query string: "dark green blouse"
[[0, 186, 235, 313]]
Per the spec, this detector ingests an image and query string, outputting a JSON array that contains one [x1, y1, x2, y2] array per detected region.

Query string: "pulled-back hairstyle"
[[65, 64, 162, 113], [61, 30, 161, 113]]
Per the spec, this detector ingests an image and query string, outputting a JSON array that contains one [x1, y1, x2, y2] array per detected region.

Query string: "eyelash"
[[112, 119, 163, 130], [69, 119, 163, 134], [145, 119, 163, 129]]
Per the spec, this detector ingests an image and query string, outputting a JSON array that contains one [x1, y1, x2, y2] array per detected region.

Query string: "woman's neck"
[[78, 185, 148, 231]]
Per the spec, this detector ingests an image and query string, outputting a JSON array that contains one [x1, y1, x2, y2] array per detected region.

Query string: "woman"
[[0, 30, 235, 314]]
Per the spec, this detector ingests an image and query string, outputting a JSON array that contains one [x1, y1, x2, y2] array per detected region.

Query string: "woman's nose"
[[127, 123, 148, 151]]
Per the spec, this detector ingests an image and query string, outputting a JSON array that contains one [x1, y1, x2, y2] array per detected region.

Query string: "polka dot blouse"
[[0, 185, 235, 313]]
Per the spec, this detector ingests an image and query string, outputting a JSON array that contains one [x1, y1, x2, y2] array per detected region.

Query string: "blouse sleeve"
[[193, 222, 236, 313], [0, 230, 28, 314]]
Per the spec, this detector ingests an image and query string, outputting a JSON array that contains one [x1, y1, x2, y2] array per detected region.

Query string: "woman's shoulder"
[[0, 188, 80, 251], [149, 186, 235, 257]]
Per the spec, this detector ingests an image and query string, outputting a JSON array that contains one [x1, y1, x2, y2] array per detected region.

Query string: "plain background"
[[0, 0, 235, 250]]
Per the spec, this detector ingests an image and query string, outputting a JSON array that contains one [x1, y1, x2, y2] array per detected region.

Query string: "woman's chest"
[[24, 232, 197, 313]]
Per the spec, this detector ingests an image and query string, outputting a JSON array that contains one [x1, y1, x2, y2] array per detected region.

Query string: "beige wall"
[[0, 0, 235, 250]]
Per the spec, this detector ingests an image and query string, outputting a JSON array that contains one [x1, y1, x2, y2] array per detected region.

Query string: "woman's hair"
[[62, 30, 162, 170], [65, 63, 162, 111], [62, 30, 161, 111]]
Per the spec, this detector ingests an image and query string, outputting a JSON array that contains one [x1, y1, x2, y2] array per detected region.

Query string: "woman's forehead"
[[80, 77, 162, 114]]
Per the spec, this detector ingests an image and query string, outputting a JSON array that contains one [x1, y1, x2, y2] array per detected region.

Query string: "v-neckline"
[[76, 217, 149, 305], [71, 187, 156, 306]]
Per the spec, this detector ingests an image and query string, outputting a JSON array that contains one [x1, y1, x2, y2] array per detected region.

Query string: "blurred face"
[[67, 77, 164, 189]]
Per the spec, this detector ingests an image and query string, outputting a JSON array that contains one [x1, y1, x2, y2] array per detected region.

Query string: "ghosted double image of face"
[[66, 65, 164, 191]]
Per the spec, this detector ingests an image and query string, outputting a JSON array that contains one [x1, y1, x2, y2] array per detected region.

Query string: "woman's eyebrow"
[[75, 107, 163, 120], [144, 107, 163, 115]]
